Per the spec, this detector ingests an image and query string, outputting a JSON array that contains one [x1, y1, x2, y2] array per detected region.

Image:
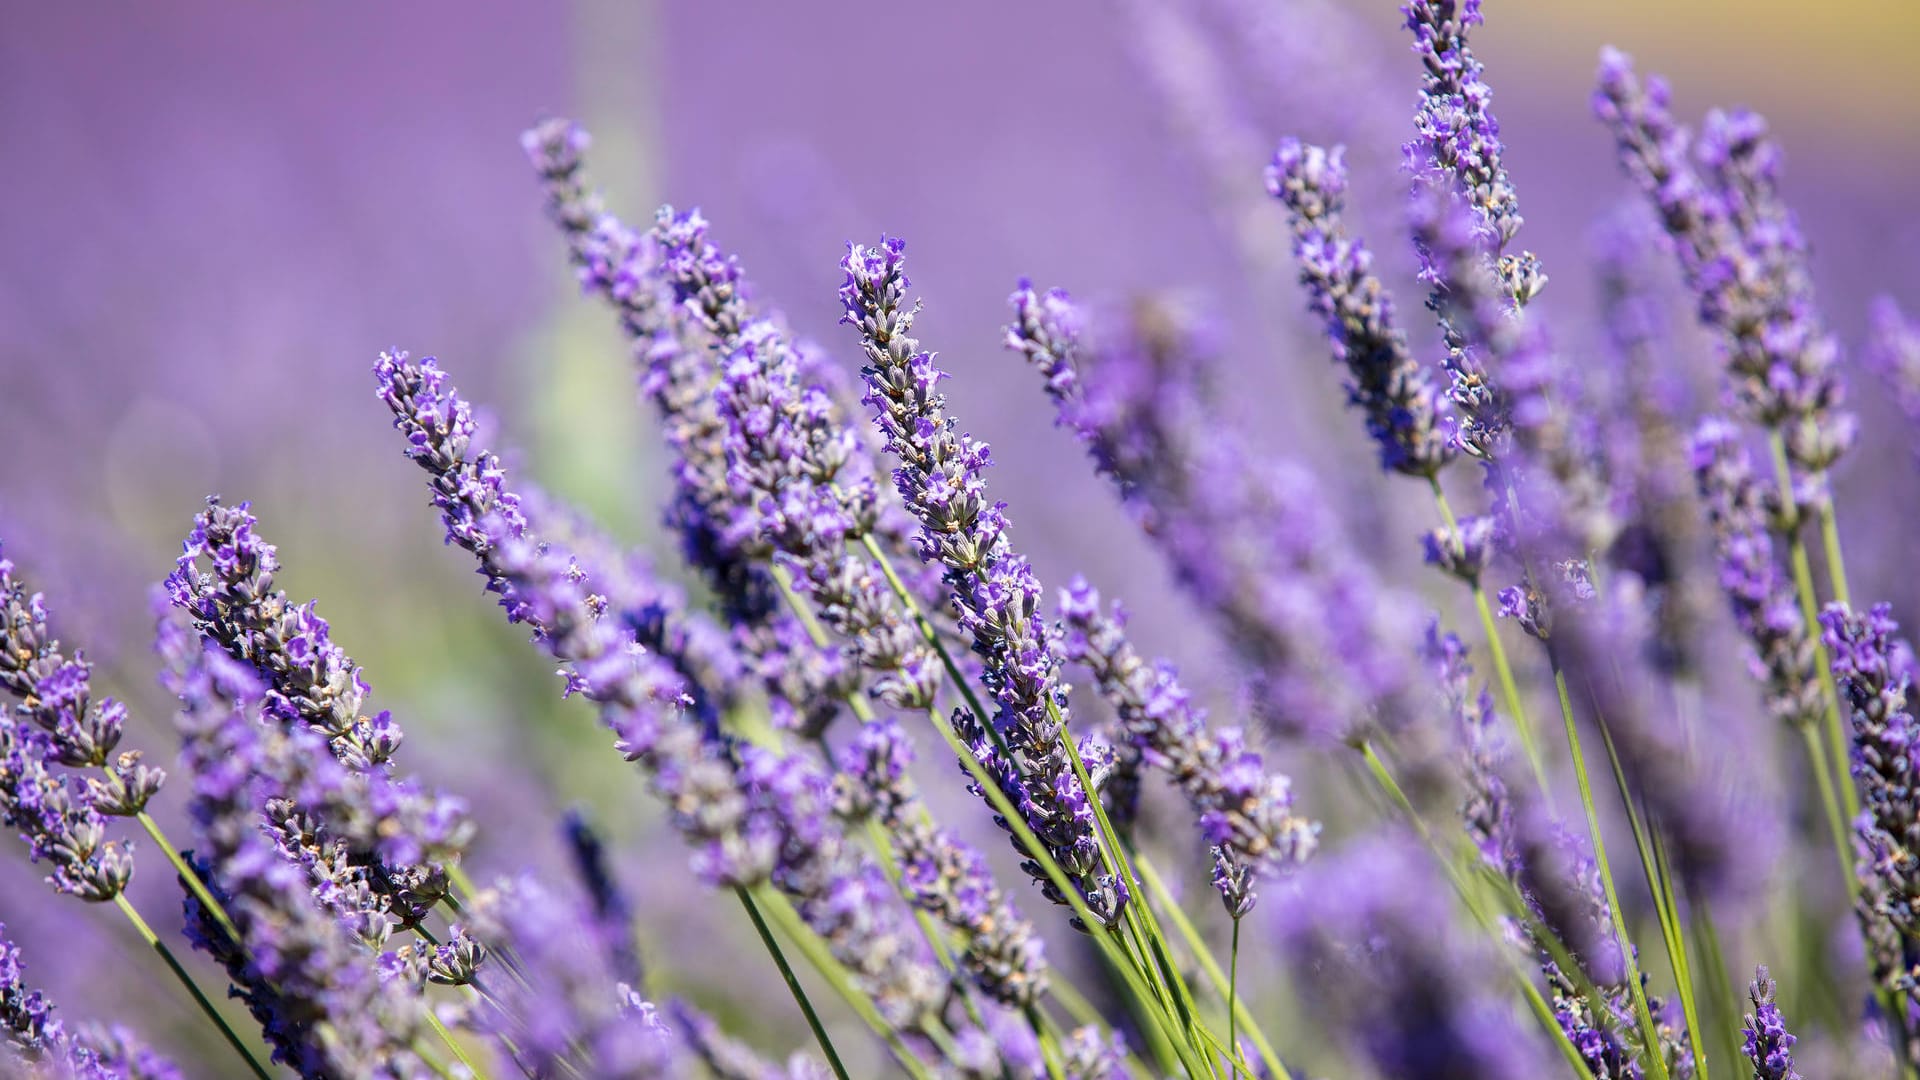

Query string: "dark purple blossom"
[[843, 236, 1121, 929], [160, 616, 430, 1079], [1819, 601, 1920, 992], [2, 921, 181, 1080], [1263, 138, 1454, 477]]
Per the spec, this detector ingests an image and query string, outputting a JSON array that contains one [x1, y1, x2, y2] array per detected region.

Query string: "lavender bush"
[[8, 3, 1920, 1078]]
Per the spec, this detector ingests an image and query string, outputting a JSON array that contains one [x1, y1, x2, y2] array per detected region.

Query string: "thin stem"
[[1767, 433, 1860, 826], [1134, 854, 1290, 1080], [112, 893, 272, 1080], [1548, 660, 1673, 1080], [135, 811, 240, 946], [736, 886, 852, 1080], [1819, 503, 1852, 608], [424, 1003, 490, 1080], [1428, 477, 1550, 794], [1228, 918, 1241, 1075]]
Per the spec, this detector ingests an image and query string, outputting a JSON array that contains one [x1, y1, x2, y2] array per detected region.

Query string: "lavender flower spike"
[[1819, 601, 1920, 992], [0, 553, 145, 902], [1264, 139, 1453, 477], [1688, 420, 1822, 727], [839, 718, 1049, 1008], [160, 617, 430, 1079], [1742, 966, 1801, 1080], [165, 498, 472, 913], [0, 552, 164, 814], [1867, 296, 1920, 467], [1592, 50, 1854, 483], [2, 921, 181, 1079], [1402, 0, 1543, 306], [840, 236, 1118, 928], [1057, 578, 1317, 916]]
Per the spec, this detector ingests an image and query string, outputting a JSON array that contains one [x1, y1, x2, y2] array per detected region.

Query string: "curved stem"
[[736, 886, 852, 1080], [1548, 659, 1673, 1080], [113, 893, 271, 1080]]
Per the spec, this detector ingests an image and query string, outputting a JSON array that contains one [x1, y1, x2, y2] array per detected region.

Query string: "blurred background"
[[4, 0, 1919, 1072]]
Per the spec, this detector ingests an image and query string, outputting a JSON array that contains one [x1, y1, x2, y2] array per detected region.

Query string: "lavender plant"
[[8, 7, 1919, 1080]]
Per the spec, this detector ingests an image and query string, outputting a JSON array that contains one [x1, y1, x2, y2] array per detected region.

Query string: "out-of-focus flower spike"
[[1008, 286, 1424, 745], [1867, 296, 1920, 467], [563, 809, 644, 990]]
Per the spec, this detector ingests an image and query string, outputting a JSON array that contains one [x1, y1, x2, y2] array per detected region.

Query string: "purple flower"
[[1592, 50, 1853, 490], [1402, 1, 1525, 259], [469, 875, 691, 1078], [1743, 966, 1802, 1080], [1008, 287, 1423, 744], [1819, 601, 1920, 991], [0, 552, 161, 821], [838, 718, 1049, 1008], [1866, 296, 1920, 467], [842, 236, 1121, 929], [165, 497, 472, 923], [160, 617, 430, 1078], [1690, 419, 1822, 727], [1273, 833, 1555, 1080], [1263, 139, 1454, 477], [2, 920, 180, 1079], [1056, 577, 1317, 914]]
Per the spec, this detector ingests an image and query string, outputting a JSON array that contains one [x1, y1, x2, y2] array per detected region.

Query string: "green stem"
[[1134, 854, 1290, 1080], [1819, 503, 1852, 608], [113, 893, 271, 1080], [423, 1002, 490, 1080], [1429, 478, 1550, 794], [135, 811, 241, 947], [1228, 918, 1241, 1075], [736, 887, 852, 1080], [1548, 661, 1673, 1080]]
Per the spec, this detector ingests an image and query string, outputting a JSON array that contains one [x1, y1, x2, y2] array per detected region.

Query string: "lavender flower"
[[1402, 1, 1523, 256], [1593, 50, 1854, 487], [165, 498, 472, 920], [379, 351, 946, 1030], [838, 718, 1049, 1008], [2, 921, 180, 1080], [1866, 296, 1920, 466], [469, 875, 691, 1079], [0, 553, 153, 902], [843, 237, 1120, 928], [1007, 285, 1422, 743], [1743, 967, 1802, 1080], [373, 351, 538, 625], [1263, 139, 1453, 476], [1057, 578, 1317, 915], [1690, 419, 1822, 727], [160, 617, 430, 1079], [1819, 601, 1920, 991], [665, 210, 941, 713], [1274, 833, 1554, 1080]]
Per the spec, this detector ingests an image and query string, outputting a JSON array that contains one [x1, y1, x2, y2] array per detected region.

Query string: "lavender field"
[[5, 2, 1920, 1077]]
